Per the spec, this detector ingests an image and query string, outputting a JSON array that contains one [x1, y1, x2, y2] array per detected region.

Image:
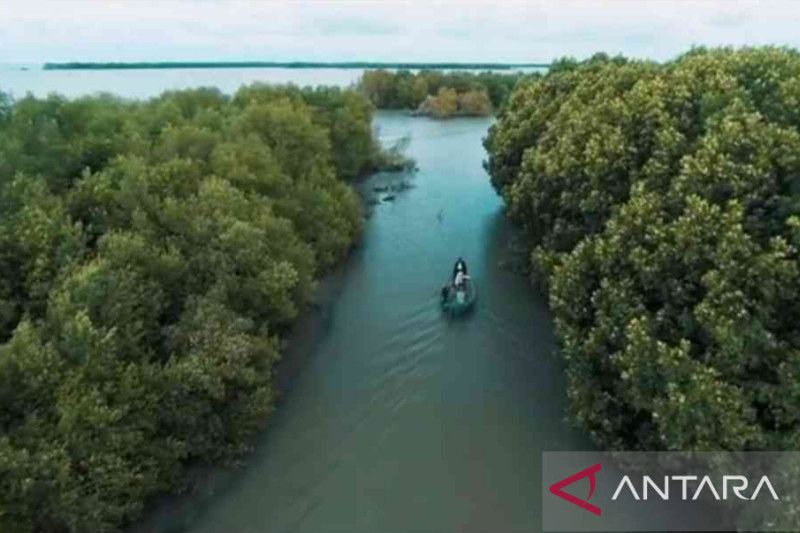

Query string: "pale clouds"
[[1, 0, 799, 63]]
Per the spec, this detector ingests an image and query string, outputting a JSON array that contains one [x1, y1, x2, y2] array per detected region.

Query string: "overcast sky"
[[2, 0, 800, 64]]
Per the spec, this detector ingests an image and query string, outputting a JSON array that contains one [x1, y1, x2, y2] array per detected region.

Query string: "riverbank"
[[0, 84, 383, 532], [484, 47, 800, 456]]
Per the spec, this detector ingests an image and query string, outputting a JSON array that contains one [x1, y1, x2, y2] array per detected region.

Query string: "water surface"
[[0, 65, 362, 98]]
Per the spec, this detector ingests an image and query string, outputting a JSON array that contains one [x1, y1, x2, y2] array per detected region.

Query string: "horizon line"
[[43, 60, 552, 71]]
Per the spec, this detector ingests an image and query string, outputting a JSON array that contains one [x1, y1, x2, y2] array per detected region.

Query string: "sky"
[[2, 0, 800, 64]]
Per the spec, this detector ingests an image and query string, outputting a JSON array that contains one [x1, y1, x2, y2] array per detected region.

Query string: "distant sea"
[[0, 63, 547, 99]]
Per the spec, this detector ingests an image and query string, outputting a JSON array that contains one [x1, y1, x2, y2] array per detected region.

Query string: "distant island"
[[357, 69, 527, 118], [43, 61, 550, 71]]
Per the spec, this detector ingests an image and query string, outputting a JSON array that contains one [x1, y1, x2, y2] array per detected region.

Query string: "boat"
[[441, 277, 477, 317]]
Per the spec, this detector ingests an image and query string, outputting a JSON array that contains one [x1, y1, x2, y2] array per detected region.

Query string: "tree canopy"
[[357, 69, 526, 117], [0, 84, 381, 532], [484, 48, 800, 451]]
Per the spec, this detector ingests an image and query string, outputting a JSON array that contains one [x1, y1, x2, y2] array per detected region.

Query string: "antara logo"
[[549, 462, 781, 518], [549, 463, 603, 516]]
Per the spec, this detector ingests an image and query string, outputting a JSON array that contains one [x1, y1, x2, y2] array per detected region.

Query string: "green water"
[[137, 112, 590, 533]]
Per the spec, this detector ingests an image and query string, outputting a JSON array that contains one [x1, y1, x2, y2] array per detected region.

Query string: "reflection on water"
[[134, 112, 590, 533]]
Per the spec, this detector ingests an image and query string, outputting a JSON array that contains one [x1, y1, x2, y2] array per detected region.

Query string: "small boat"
[[381, 194, 396, 202], [441, 278, 477, 317]]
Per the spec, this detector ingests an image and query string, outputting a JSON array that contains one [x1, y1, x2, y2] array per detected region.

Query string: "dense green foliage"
[[485, 48, 800, 451], [358, 69, 526, 116], [416, 87, 493, 118], [0, 84, 381, 532]]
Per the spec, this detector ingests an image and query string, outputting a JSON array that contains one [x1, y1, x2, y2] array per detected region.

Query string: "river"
[[131, 111, 590, 533]]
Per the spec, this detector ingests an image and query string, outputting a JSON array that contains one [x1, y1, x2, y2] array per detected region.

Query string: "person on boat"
[[452, 257, 468, 282], [454, 269, 472, 291]]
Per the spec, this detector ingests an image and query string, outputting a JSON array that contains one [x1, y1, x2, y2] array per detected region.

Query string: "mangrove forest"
[[6, 45, 800, 533], [485, 47, 800, 452], [357, 69, 527, 117], [0, 84, 389, 532]]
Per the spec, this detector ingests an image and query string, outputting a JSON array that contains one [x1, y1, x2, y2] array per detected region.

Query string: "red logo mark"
[[549, 463, 602, 516]]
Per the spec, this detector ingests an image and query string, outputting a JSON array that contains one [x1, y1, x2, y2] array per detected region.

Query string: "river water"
[[133, 112, 590, 533]]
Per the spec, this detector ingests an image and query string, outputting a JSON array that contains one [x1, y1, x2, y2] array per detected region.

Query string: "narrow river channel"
[[139, 112, 591, 533]]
